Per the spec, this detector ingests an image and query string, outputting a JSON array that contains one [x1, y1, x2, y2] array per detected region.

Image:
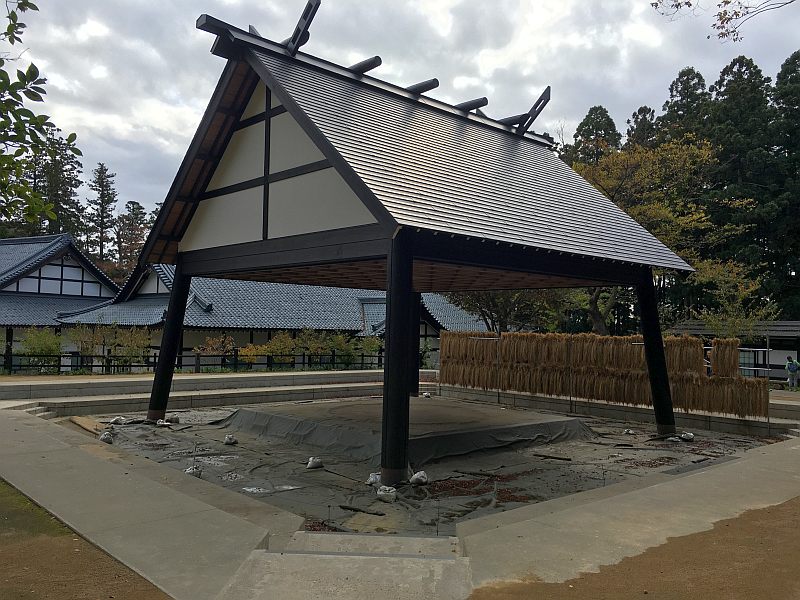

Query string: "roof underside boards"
[[251, 49, 690, 272], [210, 258, 618, 292], [0, 294, 104, 327], [141, 61, 259, 265]]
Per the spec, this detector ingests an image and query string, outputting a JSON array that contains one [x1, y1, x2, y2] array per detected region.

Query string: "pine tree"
[[86, 163, 118, 262], [625, 106, 658, 148], [114, 200, 148, 276]]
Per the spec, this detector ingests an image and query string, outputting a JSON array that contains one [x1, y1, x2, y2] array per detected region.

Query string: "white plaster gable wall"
[[206, 121, 265, 191], [241, 81, 266, 119], [179, 186, 264, 251], [268, 167, 376, 238], [268, 111, 325, 174]]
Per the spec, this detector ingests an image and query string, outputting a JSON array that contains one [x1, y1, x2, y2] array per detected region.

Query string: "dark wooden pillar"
[[381, 230, 414, 485], [4, 327, 13, 374], [147, 259, 191, 421], [407, 292, 421, 396], [636, 269, 676, 435]]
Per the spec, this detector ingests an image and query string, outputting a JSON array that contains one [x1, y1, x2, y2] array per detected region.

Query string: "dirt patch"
[[470, 494, 800, 600], [0, 480, 171, 600]]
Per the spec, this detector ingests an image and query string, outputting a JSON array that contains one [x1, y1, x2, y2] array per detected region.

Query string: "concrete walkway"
[[0, 409, 303, 600], [3, 404, 800, 599]]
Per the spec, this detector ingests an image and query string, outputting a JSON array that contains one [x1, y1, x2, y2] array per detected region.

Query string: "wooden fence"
[[440, 332, 768, 419]]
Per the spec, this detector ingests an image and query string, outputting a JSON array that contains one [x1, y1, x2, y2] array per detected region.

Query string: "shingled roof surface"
[[0, 294, 103, 326], [59, 266, 485, 333], [0, 234, 119, 291], [254, 49, 691, 271], [0, 235, 68, 288]]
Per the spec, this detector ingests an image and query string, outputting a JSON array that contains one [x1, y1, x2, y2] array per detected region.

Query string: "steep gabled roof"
[[251, 49, 688, 271], [0, 234, 119, 292], [141, 16, 690, 277]]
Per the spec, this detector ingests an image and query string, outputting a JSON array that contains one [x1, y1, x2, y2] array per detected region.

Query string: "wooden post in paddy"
[[381, 230, 414, 485], [636, 268, 676, 435], [147, 259, 192, 422]]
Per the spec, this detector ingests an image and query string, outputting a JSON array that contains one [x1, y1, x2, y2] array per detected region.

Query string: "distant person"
[[787, 356, 799, 390]]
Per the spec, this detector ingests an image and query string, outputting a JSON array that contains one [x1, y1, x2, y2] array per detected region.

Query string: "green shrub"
[[20, 328, 62, 373]]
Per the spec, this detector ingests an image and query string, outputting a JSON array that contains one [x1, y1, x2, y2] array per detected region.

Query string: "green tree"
[[625, 105, 658, 148], [657, 67, 711, 142], [445, 290, 573, 333], [86, 163, 118, 262], [771, 50, 800, 315], [691, 261, 779, 340], [25, 129, 84, 237], [114, 200, 148, 277], [0, 1, 80, 226], [703, 56, 782, 307], [569, 105, 621, 165]]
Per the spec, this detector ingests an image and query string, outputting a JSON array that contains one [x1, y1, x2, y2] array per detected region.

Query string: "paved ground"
[[0, 479, 170, 600], [470, 494, 800, 600], [3, 399, 800, 599], [771, 388, 800, 403]]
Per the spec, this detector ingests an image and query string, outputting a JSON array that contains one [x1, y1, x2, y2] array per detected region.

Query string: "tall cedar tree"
[[86, 163, 118, 263], [561, 106, 622, 165], [657, 67, 711, 141], [114, 200, 148, 277], [31, 130, 84, 237], [706, 57, 778, 285], [772, 50, 800, 314], [566, 105, 623, 334]]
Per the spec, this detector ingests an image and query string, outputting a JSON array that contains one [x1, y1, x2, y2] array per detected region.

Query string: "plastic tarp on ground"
[[211, 404, 593, 467]]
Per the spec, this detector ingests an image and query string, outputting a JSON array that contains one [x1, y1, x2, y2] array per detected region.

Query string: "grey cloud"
[[15, 0, 800, 212]]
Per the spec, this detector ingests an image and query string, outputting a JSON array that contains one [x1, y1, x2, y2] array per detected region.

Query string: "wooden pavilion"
[[141, 8, 692, 484]]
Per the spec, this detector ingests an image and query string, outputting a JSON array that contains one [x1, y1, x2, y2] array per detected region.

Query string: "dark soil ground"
[[0, 479, 171, 600], [471, 494, 800, 600]]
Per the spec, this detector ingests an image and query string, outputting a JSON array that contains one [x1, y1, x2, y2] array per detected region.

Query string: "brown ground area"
[[471, 494, 800, 600], [0, 479, 171, 600]]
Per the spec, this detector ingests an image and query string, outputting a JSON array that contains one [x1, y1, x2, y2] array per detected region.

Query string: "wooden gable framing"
[[141, 60, 392, 271]]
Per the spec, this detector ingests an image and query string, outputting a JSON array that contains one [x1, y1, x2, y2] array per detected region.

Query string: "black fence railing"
[[1, 349, 385, 376]]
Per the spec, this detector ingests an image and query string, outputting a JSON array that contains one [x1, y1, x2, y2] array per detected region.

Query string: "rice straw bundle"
[[710, 338, 740, 378], [439, 330, 765, 419], [664, 335, 705, 375]]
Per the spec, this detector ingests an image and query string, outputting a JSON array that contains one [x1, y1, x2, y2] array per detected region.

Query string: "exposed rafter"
[[405, 78, 439, 95], [349, 56, 382, 75], [454, 97, 488, 112]]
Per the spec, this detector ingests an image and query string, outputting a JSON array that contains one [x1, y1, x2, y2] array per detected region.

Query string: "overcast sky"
[[15, 0, 800, 212]]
